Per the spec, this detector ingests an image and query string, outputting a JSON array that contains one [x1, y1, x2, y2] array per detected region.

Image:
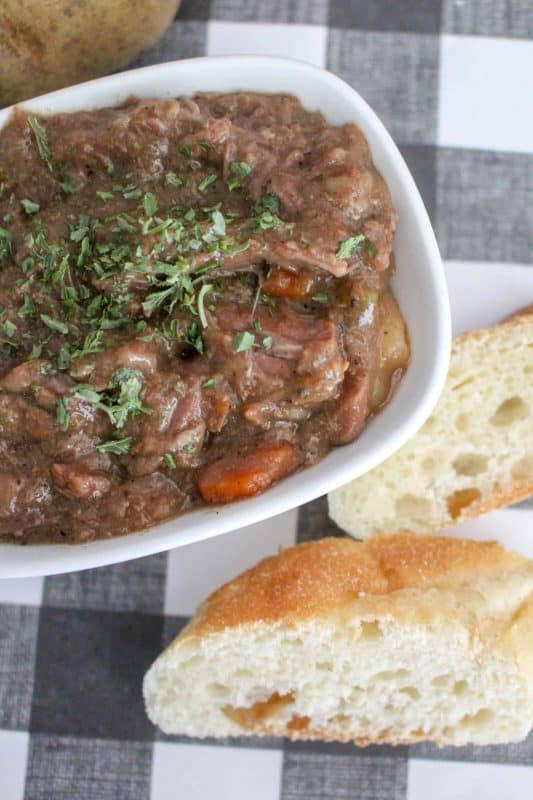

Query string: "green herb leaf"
[[40, 314, 69, 335], [143, 192, 158, 217], [56, 397, 69, 431], [312, 293, 329, 304], [336, 234, 365, 260], [197, 283, 213, 328], [227, 161, 252, 191], [234, 331, 255, 353], [165, 171, 183, 187], [163, 452, 177, 469], [96, 191, 114, 202], [17, 296, 35, 318], [211, 209, 226, 238], [28, 116, 54, 172], [258, 193, 280, 213], [122, 185, 142, 200], [262, 336, 273, 349], [0, 227, 12, 261], [198, 174, 217, 192], [21, 198, 40, 215], [366, 239, 378, 259], [202, 378, 216, 390], [2, 319, 17, 338], [184, 321, 204, 354], [96, 436, 132, 455]]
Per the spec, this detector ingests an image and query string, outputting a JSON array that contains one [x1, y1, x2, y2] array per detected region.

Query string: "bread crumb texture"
[[143, 535, 533, 746], [329, 312, 533, 537]]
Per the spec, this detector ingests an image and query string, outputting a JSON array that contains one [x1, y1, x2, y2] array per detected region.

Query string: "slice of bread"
[[329, 311, 533, 539], [143, 535, 533, 746]]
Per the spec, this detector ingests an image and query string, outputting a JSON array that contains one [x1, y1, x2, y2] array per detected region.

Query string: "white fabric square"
[[408, 758, 533, 800], [164, 510, 297, 616], [0, 576, 43, 606], [207, 21, 327, 67], [151, 742, 283, 800], [0, 730, 29, 800], [438, 35, 533, 154], [445, 508, 533, 559]]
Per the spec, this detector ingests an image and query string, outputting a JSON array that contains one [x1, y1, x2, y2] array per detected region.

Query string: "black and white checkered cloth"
[[1, 1, 532, 798]]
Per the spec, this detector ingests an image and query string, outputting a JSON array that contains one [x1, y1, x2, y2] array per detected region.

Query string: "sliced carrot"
[[197, 441, 297, 504], [261, 268, 313, 300]]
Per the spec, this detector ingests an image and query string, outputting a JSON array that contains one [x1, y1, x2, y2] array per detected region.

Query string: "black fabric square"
[[30, 608, 163, 741], [297, 496, 347, 544], [398, 144, 437, 224], [43, 552, 167, 615], [177, 0, 212, 21], [280, 750, 408, 800], [24, 734, 152, 800], [0, 605, 40, 730], [129, 20, 208, 69], [329, 0, 442, 34]]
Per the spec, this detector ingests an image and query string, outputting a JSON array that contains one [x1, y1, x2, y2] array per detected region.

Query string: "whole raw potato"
[[0, 0, 181, 108]]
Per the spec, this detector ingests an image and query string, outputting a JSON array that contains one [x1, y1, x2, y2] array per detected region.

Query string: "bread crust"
[[183, 535, 525, 637]]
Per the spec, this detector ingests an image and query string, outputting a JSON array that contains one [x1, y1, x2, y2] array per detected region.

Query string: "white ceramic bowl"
[[0, 56, 450, 577]]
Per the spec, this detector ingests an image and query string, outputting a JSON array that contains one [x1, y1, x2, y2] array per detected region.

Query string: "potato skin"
[[0, 0, 181, 107]]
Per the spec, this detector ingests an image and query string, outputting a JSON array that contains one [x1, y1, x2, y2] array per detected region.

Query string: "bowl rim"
[[0, 55, 451, 577]]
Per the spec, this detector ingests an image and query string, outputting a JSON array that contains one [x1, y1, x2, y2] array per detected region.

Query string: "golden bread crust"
[[186, 534, 525, 636]]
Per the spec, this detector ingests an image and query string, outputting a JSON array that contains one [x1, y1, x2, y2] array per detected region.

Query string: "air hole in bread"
[[512, 455, 533, 482], [207, 682, 230, 700], [316, 661, 334, 672], [400, 687, 420, 700], [223, 691, 294, 729], [446, 488, 481, 519], [452, 453, 489, 477], [431, 675, 451, 687], [453, 680, 468, 697], [373, 669, 410, 682], [459, 708, 494, 729], [394, 494, 432, 522], [490, 396, 529, 427], [455, 413, 470, 432], [359, 620, 382, 641]]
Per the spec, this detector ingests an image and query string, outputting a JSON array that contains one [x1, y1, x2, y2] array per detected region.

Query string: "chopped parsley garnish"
[[262, 336, 273, 350], [143, 192, 158, 217], [198, 174, 217, 192], [28, 116, 55, 172], [17, 296, 35, 318], [202, 378, 215, 390], [252, 193, 286, 232], [73, 368, 151, 430], [366, 239, 379, 259], [2, 319, 17, 339], [163, 452, 177, 469], [96, 191, 114, 202], [197, 283, 213, 328], [312, 293, 329, 304], [184, 321, 204, 353], [96, 437, 132, 455], [122, 185, 142, 200], [21, 198, 40, 215], [234, 331, 255, 352], [40, 314, 69, 335], [0, 227, 12, 261], [165, 171, 183, 187], [55, 397, 69, 432], [227, 161, 252, 191], [336, 234, 365, 260], [211, 209, 226, 238]]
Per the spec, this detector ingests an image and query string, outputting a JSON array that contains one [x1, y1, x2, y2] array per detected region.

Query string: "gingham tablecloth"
[[1, 1, 532, 798]]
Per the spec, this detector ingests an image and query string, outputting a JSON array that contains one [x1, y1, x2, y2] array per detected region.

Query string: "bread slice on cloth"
[[329, 311, 533, 539], [143, 535, 533, 746]]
